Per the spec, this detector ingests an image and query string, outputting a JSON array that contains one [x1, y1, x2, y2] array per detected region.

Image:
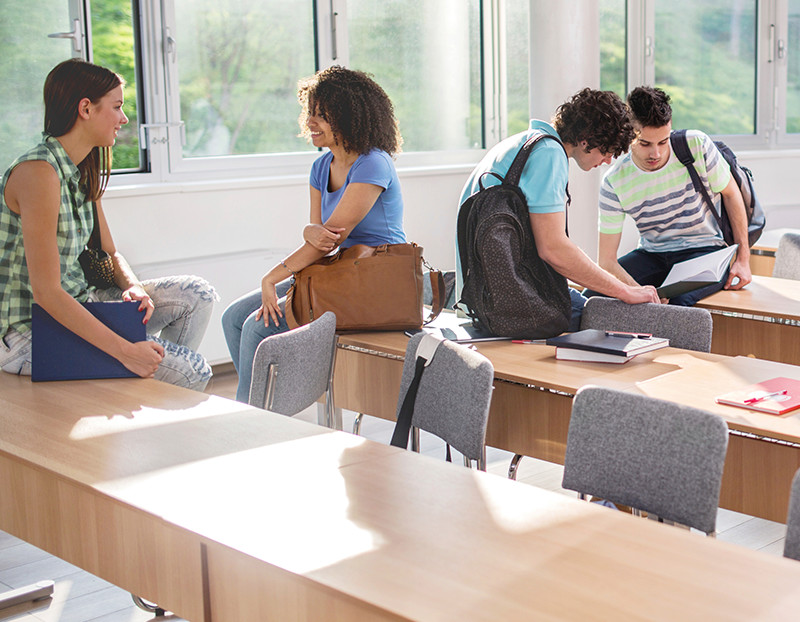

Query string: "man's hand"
[[617, 283, 661, 305], [725, 255, 752, 290]]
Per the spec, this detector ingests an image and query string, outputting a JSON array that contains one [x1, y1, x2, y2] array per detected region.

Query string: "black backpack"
[[456, 132, 572, 339], [670, 129, 766, 247]]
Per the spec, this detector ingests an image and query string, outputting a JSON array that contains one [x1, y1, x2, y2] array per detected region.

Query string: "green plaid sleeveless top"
[[0, 134, 92, 335]]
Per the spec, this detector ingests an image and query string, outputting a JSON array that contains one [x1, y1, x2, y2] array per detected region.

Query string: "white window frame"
[[108, 0, 521, 187], [624, 0, 800, 150]]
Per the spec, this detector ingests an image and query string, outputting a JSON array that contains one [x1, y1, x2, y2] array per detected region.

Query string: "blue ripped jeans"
[[221, 280, 292, 403], [0, 275, 217, 391]]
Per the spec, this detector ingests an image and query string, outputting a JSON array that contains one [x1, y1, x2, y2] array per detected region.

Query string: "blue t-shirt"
[[310, 149, 406, 248]]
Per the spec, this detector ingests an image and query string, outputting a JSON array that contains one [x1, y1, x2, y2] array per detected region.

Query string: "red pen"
[[744, 389, 788, 404], [512, 339, 547, 345]]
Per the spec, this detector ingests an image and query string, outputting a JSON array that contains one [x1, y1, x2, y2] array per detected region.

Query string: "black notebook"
[[31, 301, 146, 382], [546, 329, 669, 361]]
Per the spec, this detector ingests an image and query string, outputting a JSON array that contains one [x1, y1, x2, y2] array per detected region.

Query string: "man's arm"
[[530, 211, 659, 304], [719, 176, 752, 290], [597, 231, 640, 287]]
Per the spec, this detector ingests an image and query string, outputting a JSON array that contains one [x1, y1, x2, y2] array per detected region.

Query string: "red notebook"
[[715, 377, 800, 415]]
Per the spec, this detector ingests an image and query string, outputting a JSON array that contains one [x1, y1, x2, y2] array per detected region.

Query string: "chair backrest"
[[580, 297, 713, 352], [562, 386, 729, 535], [772, 232, 800, 280], [784, 468, 800, 560], [394, 332, 494, 464], [248, 311, 337, 416]]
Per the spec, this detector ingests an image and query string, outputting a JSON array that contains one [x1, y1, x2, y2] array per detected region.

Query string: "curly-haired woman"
[[222, 66, 406, 402]]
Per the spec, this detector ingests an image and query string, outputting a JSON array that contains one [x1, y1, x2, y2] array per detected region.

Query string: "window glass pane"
[[787, 0, 800, 133], [91, 0, 142, 171], [174, 0, 316, 157], [599, 0, 626, 98], [654, 0, 756, 135], [0, 1, 75, 171], [347, 0, 482, 151], [505, 0, 530, 136]]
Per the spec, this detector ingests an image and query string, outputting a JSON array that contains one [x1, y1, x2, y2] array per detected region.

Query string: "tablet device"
[[31, 301, 146, 382]]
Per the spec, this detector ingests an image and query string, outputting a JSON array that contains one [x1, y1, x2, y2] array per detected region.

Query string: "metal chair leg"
[[131, 594, 166, 616], [508, 453, 524, 480], [352, 412, 363, 435]]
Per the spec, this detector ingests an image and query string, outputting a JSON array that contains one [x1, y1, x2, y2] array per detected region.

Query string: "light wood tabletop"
[[4, 372, 800, 620], [696, 274, 800, 364]]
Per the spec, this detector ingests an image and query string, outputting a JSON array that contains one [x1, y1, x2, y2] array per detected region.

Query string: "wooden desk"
[[4, 374, 800, 620], [334, 333, 800, 522], [696, 275, 800, 364]]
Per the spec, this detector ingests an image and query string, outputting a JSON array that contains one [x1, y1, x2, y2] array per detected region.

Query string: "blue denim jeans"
[[568, 287, 588, 332], [221, 280, 292, 403], [0, 275, 216, 391]]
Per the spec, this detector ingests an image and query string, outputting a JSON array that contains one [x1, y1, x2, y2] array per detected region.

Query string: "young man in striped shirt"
[[590, 86, 751, 306]]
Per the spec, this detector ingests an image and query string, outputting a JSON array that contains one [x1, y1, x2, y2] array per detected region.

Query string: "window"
[[599, 0, 626, 98], [0, 0, 82, 172], [0, 1, 535, 182], [654, 0, 757, 136], [598, 0, 800, 148], [787, 0, 800, 133], [347, 0, 482, 151], [171, 0, 316, 158]]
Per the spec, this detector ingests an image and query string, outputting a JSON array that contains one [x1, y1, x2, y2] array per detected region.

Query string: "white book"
[[657, 245, 738, 299]]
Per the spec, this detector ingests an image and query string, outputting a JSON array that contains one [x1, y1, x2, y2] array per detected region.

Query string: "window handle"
[[769, 24, 775, 63], [48, 19, 82, 55], [330, 0, 338, 60]]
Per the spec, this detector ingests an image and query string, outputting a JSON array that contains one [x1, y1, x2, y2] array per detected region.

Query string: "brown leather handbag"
[[285, 242, 444, 331]]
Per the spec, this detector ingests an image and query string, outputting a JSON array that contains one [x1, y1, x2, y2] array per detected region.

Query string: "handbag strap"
[[87, 202, 102, 250], [390, 334, 444, 449], [670, 129, 725, 232], [424, 268, 446, 325]]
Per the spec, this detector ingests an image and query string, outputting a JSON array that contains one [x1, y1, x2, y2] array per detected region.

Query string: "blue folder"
[[31, 301, 146, 382]]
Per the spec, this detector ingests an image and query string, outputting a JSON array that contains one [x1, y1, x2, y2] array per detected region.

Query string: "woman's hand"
[[121, 284, 155, 324], [256, 275, 282, 327], [119, 340, 164, 378], [303, 223, 345, 252]]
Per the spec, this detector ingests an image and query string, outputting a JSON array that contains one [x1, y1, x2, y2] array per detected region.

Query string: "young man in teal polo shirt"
[[456, 88, 660, 329]]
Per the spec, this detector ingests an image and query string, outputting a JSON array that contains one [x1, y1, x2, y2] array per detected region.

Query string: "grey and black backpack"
[[456, 132, 572, 339]]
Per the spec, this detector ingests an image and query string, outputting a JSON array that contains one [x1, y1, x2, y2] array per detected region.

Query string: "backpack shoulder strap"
[[505, 132, 567, 188], [505, 131, 571, 231], [670, 129, 723, 230]]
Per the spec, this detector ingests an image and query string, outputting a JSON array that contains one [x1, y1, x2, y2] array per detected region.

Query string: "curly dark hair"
[[552, 88, 635, 157], [297, 66, 402, 156], [627, 86, 672, 128]]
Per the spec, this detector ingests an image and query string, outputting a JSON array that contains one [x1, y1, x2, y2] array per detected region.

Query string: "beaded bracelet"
[[281, 260, 296, 278]]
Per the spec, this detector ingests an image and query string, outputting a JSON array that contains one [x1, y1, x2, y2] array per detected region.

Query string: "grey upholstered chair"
[[392, 332, 494, 470], [580, 297, 714, 352], [562, 385, 729, 535], [772, 232, 800, 280], [783, 468, 800, 560], [248, 311, 338, 425], [507, 296, 714, 480]]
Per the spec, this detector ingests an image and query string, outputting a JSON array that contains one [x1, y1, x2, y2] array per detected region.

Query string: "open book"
[[657, 244, 738, 299]]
